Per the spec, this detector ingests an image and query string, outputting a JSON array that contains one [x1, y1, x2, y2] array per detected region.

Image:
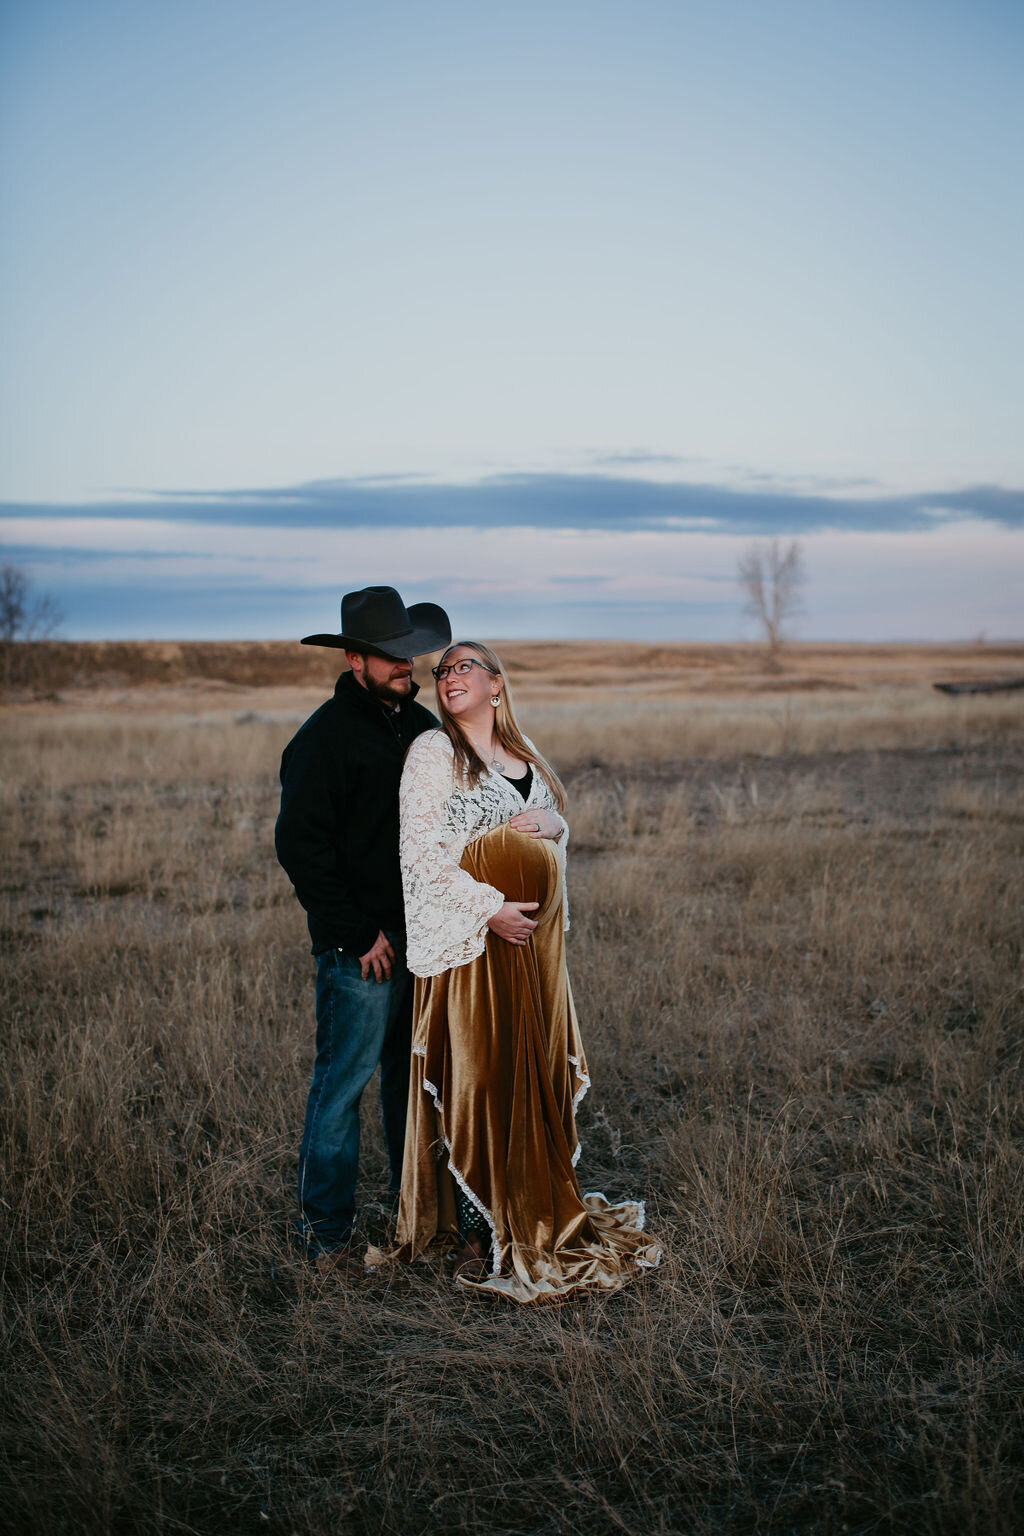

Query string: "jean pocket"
[[316, 947, 346, 978]]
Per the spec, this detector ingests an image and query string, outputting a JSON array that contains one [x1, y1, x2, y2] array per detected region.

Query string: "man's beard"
[[364, 671, 413, 708]]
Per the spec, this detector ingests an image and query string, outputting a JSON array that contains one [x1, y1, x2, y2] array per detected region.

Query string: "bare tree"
[[0, 560, 63, 690], [737, 538, 804, 658]]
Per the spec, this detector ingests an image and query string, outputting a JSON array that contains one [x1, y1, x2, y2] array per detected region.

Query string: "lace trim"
[[568, 1053, 591, 1113], [412, 1044, 426, 1057], [421, 1072, 501, 1277], [568, 1053, 589, 1166]]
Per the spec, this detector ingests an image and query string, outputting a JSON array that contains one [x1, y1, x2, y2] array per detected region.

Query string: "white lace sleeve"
[[400, 732, 506, 977]]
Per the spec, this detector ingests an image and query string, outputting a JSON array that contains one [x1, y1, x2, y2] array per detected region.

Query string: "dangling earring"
[[491, 695, 501, 708]]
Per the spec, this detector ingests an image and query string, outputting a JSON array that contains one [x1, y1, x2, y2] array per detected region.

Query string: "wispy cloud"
[[1, 542, 267, 567], [3, 473, 1022, 535], [585, 450, 703, 468]]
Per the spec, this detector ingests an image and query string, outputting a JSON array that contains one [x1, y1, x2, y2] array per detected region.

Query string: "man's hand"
[[486, 901, 540, 945], [359, 930, 395, 982], [508, 809, 564, 841]]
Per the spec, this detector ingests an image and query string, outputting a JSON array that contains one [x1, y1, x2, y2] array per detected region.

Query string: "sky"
[[1, 0, 1021, 641]]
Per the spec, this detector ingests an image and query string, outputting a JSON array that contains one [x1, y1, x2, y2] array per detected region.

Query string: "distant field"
[[2, 647, 1022, 1534], [5, 636, 1024, 702]]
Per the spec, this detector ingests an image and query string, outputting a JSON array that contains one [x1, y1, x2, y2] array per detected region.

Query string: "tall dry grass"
[[2, 686, 1022, 1534], [527, 687, 1024, 767]]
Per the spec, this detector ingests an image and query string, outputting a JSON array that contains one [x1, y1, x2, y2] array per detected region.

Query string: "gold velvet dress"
[[385, 730, 661, 1304]]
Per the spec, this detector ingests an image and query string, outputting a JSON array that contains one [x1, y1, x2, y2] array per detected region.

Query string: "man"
[[275, 585, 451, 1276]]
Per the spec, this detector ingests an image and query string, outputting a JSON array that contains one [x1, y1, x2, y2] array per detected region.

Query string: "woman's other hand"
[[486, 901, 540, 945], [508, 809, 564, 841]]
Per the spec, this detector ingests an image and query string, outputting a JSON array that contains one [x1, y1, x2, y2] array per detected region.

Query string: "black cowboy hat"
[[301, 585, 452, 658]]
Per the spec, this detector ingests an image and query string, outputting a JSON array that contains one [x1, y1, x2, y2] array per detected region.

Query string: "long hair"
[[434, 641, 567, 812]]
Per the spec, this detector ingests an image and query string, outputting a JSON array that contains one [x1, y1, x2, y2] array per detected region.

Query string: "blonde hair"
[[434, 641, 567, 812]]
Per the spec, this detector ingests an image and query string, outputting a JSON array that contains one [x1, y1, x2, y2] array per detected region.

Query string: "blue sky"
[[1, 0, 1021, 640]]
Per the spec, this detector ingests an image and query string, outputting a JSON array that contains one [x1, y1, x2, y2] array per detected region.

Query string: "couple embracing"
[[276, 586, 660, 1305]]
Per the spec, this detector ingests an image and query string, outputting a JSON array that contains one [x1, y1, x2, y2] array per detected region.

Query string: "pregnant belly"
[[460, 823, 562, 926]]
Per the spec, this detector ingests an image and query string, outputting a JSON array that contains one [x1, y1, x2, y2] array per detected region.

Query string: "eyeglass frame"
[[431, 657, 499, 682]]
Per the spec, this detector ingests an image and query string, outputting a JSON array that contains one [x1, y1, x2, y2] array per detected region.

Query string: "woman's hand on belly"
[[508, 809, 564, 841], [486, 901, 540, 945]]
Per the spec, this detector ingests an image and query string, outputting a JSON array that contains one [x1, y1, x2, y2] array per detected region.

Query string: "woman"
[[388, 640, 661, 1304]]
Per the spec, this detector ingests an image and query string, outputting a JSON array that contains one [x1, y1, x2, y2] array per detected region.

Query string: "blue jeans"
[[296, 934, 413, 1255]]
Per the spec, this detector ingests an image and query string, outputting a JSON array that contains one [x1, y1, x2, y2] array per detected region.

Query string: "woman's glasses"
[[431, 658, 497, 681]]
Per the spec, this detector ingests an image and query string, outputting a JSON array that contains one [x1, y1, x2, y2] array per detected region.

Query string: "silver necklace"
[[470, 736, 505, 773]]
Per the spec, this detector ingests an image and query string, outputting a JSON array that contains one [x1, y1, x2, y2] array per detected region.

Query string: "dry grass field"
[[2, 642, 1023, 1535]]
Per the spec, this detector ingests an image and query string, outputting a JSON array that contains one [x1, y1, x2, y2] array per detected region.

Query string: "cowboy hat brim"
[[300, 601, 452, 658]]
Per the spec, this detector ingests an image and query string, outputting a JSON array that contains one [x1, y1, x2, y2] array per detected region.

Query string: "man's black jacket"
[[275, 670, 438, 957]]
